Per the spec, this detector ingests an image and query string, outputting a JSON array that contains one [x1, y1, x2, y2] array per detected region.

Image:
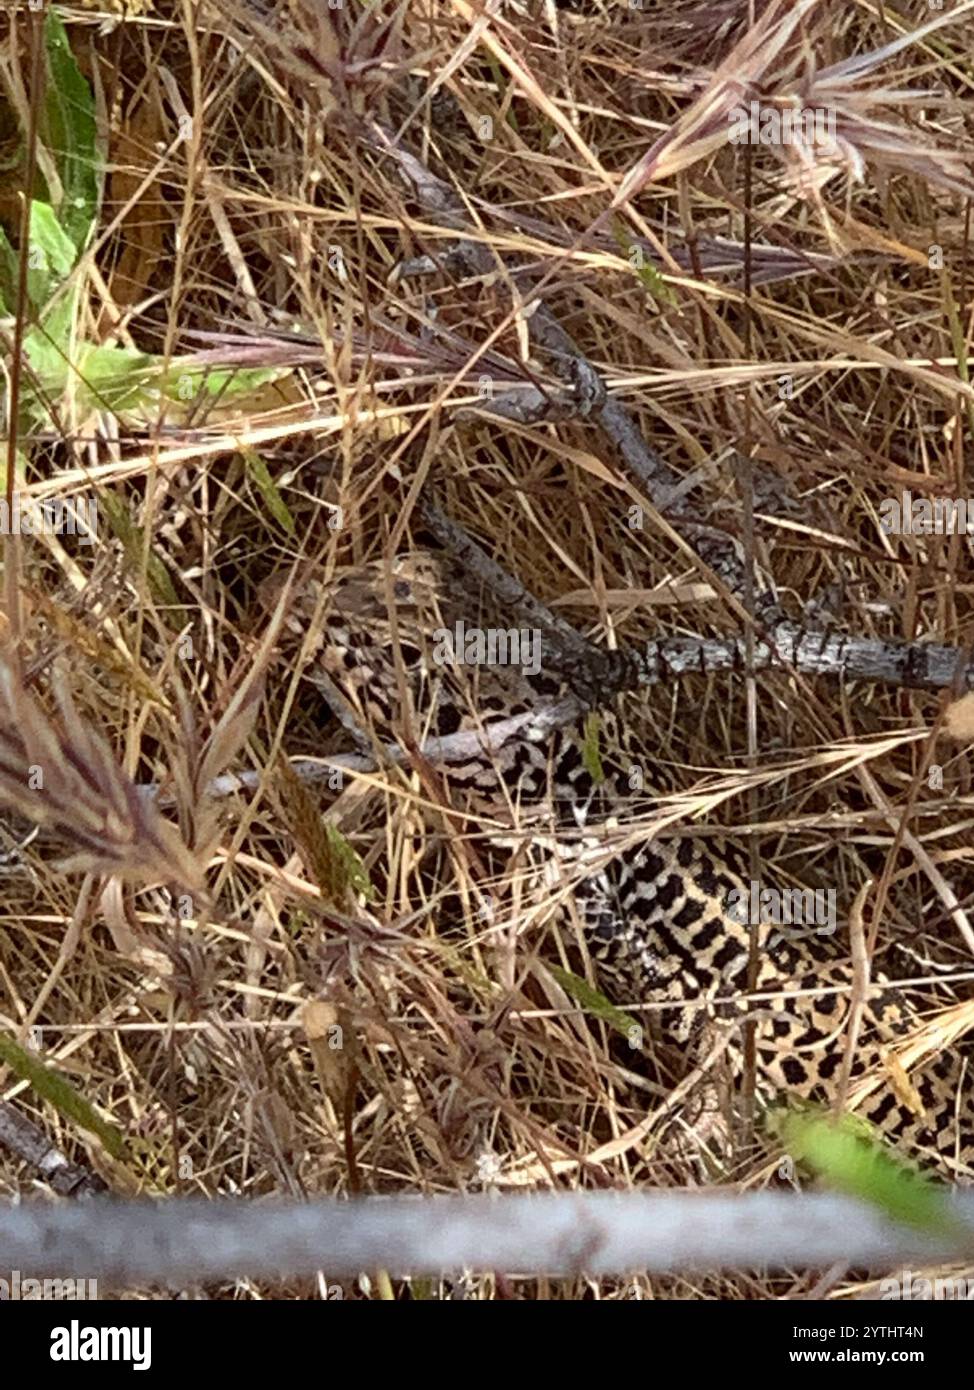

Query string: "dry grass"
[[1, 0, 974, 1300]]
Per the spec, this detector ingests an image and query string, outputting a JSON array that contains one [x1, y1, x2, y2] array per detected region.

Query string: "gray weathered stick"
[[0, 1102, 106, 1198], [1, 1191, 972, 1286], [626, 623, 974, 695], [368, 120, 783, 624]]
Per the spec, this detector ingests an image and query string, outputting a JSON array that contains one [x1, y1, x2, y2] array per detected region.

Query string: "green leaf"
[[21, 338, 148, 422], [273, 757, 374, 905], [581, 712, 605, 784], [0, 227, 16, 317], [159, 363, 286, 409], [244, 449, 295, 536], [0, 1030, 128, 1161], [548, 963, 642, 1041], [98, 489, 184, 621], [73, 344, 159, 412], [0, 16, 96, 323], [773, 1105, 961, 1235], [32, 343, 176, 416], [42, 9, 99, 253], [0, 206, 77, 338], [611, 220, 676, 304], [323, 823, 374, 903], [26, 201, 76, 313], [22, 338, 290, 430], [2, 205, 80, 405]]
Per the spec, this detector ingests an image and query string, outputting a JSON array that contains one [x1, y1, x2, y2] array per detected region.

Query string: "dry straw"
[[0, 653, 201, 891]]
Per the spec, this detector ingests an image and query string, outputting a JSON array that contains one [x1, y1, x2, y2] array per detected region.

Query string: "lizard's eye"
[[393, 579, 411, 599]]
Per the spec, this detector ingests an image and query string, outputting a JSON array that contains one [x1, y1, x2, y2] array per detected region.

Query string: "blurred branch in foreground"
[[2, 1191, 974, 1289]]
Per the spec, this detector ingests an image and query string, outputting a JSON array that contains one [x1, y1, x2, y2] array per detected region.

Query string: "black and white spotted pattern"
[[274, 550, 974, 1173]]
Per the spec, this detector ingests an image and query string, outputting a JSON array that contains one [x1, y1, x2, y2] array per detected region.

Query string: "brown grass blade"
[[0, 656, 201, 891]]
